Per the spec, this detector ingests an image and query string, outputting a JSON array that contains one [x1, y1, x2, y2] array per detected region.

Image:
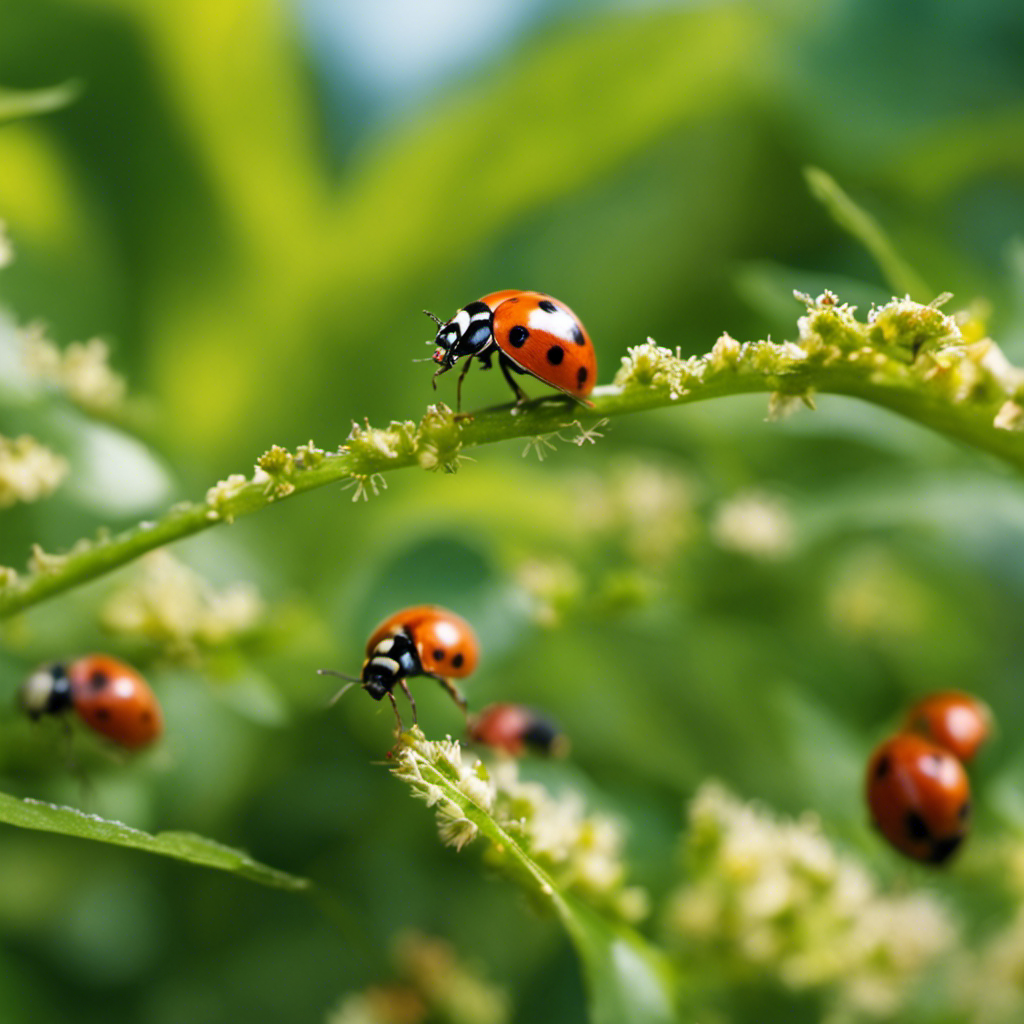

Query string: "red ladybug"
[[903, 690, 991, 764], [20, 655, 163, 750], [865, 734, 971, 865], [320, 605, 479, 733], [425, 290, 597, 409], [469, 703, 569, 757]]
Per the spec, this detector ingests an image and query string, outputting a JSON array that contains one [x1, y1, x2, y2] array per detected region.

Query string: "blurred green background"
[[1, 1, 1023, 1021]]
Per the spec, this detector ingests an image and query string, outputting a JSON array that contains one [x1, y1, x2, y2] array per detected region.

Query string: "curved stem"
[[3, 294, 1023, 620]]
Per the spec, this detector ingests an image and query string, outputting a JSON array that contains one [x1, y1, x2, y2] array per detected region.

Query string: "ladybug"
[[19, 655, 163, 750], [425, 290, 597, 410], [468, 703, 569, 757], [903, 690, 992, 764], [865, 733, 971, 865], [320, 605, 479, 734]]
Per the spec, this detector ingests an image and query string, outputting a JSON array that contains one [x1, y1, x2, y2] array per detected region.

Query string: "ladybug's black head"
[[361, 666, 394, 702], [426, 302, 494, 369], [361, 632, 422, 700], [19, 662, 73, 719]]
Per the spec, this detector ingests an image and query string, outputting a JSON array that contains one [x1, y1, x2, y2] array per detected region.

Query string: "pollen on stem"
[[205, 473, 251, 522], [341, 473, 388, 502]]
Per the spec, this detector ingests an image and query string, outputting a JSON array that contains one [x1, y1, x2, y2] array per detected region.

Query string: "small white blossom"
[[393, 730, 645, 922], [666, 782, 957, 1020], [994, 400, 1024, 431], [0, 434, 68, 508], [711, 491, 795, 560], [100, 550, 264, 657], [22, 330, 126, 412], [514, 558, 582, 627]]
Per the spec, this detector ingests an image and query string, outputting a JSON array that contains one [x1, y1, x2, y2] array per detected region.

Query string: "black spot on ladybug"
[[508, 326, 529, 347], [141, 710, 153, 723], [89, 669, 109, 690], [929, 835, 963, 864], [958, 800, 971, 820], [904, 811, 931, 841], [577, 366, 588, 387], [433, 648, 445, 661], [571, 324, 585, 345], [546, 345, 564, 365], [874, 756, 890, 779], [452, 653, 464, 669], [927, 753, 945, 770], [538, 299, 557, 313], [94, 707, 111, 721]]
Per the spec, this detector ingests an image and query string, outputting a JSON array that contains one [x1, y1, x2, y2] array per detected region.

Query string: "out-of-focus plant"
[[327, 931, 510, 1024], [3, 29, 1024, 1020]]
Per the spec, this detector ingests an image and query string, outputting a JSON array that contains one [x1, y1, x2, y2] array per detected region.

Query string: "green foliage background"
[[1, 1, 1023, 1021]]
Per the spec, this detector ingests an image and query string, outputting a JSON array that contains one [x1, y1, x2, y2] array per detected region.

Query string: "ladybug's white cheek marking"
[[21, 672, 54, 713], [452, 309, 471, 335], [527, 305, 580, 345], [370, 656, 401, 675], [376, 638, 395, 655]]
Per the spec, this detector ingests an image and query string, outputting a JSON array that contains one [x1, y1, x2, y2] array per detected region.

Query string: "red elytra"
[[484, 290, 596, 402], [427, 290, 596, 409], [903, 690, 992, 764], [468, 702, 568, 757], [366, 605, 479, 679], [865, 733, 971, 865]]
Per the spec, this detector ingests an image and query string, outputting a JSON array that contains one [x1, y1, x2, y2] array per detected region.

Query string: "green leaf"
[[0, 791, 310, 892], [804, 166, 932, 300], [557, 895, 681, 1024], [400, 738, 680, 1024], [0, 81, 82, 123]]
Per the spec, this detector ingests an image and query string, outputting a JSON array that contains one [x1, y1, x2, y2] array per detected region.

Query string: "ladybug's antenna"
[[318, 668, 361, 707], [423, 309, 444, 328]]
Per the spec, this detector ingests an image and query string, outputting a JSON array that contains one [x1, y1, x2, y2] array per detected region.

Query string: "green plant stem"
[[3, 312, 1023, 620], [405, 741, 680, 1024]]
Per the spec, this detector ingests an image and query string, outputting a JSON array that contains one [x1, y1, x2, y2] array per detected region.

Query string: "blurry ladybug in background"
[[320, 605, 478, 734], [469, 703, 569, 758], [865, 733, 971, 865], [903, 690, 992, 764], [425, 290, 597, 410], [20, 655, 163, 750]]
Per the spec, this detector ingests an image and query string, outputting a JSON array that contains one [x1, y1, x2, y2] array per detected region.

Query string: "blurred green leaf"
[[805, 166, 932, 299], [0, 81, 81, 123], [558, 895, 681, 1024], [0, 791, 310, 892]]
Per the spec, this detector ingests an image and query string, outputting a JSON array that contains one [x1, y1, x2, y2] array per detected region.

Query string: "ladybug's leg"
[[455, 357, 473, 412], [498, 354, 531, 405], [386, 691, 406, 736], [431, 362, 452, 391], [398, 679, 418, 725], [430, 674, 468, 719]]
